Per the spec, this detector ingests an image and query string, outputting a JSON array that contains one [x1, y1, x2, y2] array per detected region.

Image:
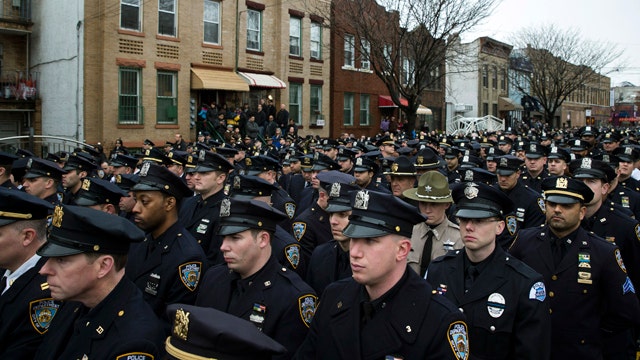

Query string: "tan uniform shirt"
[[408, 220, 463, 275]]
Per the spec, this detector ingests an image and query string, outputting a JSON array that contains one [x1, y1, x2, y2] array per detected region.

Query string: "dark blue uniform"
[[34, 277, 165, 360], [427, 247, 551, 359], [520, 168, 550, 193], [293, 268, 469, 359], [306, 240, 352, 296], [609, 182, 640, 219], [0, 257, 62, 359], [126, 221, 208, 326], [196, 257, 317, 360], [620, 177, 640, 192], [509, 225, 640, 360], [179, 190, 226, 264], [272, 186, 297, 229], [273, 225, 306, 278], [292, 205, 332, 265]]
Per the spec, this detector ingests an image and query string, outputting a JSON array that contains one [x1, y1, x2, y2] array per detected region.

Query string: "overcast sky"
[[461, 0, 640, 87]]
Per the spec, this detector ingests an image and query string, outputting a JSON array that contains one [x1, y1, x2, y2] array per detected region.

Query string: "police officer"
[[34, 205, 165, 360], [547, 146, 571, 176], [294, 190, 469, 359], [113, 173, 140, 221], [0, 151, 18, 189], [126, 163, 208, 326], [61, 152, 97, 205], [427, 181, 551, 359], [404, 171, 463, 277], [21, 157, 66, 206], [604, 153, 640, 219], [179, 150, 234, 264], [0, 189, 61, 359], [385, 155, 418, 205], [305, 172, 359, 295], [520, 142, 550, 193], [73, 176, 128, 214], [352, 156, 391, 193], [196, 198, 317, 360], [509, 176, 640, 359]]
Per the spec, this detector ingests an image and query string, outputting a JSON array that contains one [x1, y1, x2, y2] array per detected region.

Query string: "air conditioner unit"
[[455, 104, 473, 112]]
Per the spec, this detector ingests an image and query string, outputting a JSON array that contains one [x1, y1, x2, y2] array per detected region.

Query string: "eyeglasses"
[[456, 217, 500, 226]]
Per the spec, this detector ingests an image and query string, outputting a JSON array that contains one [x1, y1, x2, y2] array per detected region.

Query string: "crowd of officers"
[[1, 124, 640, 359]]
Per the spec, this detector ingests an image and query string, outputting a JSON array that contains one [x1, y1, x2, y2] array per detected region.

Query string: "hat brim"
[[325, 203, 352, 213], [218, 224, 252, 236], [455, 208, 501, 219], [496, 169, 517, 176], [342, 222, 389, 238], [73, 196, 100, 206], [37, 241, 85, 257], [132, 183, 163, 193], [0, 218, 17, 227], [525, 154, 543, 159], [245, 169, 263, 176], [353, 166, 372, 172], [544, 194, 581, 204], [402, 188, 452, 203], [194, 165, 218, 173], [22, 172, 44, 179]]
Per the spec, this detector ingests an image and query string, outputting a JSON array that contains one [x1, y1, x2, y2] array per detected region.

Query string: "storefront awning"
[[238, 72, 287, 89], [498, 97, 523, 111], [191, 68, 249, 91], [378, 95, 409, 108], [417, 105, 432, 115]]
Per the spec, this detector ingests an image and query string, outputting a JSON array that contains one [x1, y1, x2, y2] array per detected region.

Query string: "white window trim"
[[344, 34, 354, 68], [247, 9, 262, 51], [203, 0, 220, 44], [158, 0, 177, 37], [120, 0, 142, 32], [289, 17, 301, 56], [310, 22, 321, 59]]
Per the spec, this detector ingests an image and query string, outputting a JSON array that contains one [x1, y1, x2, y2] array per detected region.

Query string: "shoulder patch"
[[615, 249, 627, 273], [116, 353, 154, 360], [284, 244, 301, 269], [179, 262, 202, 291], [292, 222, 307, 241], [529, 281, 546, 302], [537, 198, 545, 212], [447, 321, 469, 360], [298, 294, 317, 328], [29, 298, 60, 334], [635, 223, 640, 242], [285, 202, 296, 219], [506, 215, 517, 236]]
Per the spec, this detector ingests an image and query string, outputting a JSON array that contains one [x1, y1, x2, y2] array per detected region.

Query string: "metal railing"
[[0, 134, 92, 158]]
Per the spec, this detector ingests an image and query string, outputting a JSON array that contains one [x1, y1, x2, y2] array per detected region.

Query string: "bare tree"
[[308, 0, 499, 135], [509, 24, 622, 126]]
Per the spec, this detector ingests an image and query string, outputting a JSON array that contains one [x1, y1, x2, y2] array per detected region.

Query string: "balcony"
[[0, 69, 38, 106], [0, 0, 32, 33]]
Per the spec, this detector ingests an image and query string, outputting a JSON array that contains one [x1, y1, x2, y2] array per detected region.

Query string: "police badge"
[[179, 262, 202, 292], [298, 294, 318, 328], [506, 215, 517, 236], [30, 298, 60, 334], [233, 175, 241, 189], [354, 190, 370, 210], [463, 183, 478, 199], [330, 183, 341, 198], [139, 162, 150, 177], [220, 198, 231, 217]]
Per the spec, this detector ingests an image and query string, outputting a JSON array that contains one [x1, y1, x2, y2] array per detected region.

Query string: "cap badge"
[[556, 177, 568, 189], [500, 157, 508, 167], [220, 198, 231, 217], [424, 185, 432, 193], [233, 176, 241, 189], [531, 144, 537, 152], [602, 155, 610, 163], [551, 146, 557, 153], [81, 179, 91, 191], [356, 158, 363, 166], [416, 156, 424, 164], [187, 155, 193, 164], [145, 149, 151, 156], [168, 152, 174, 159], [173, 308, 190, 341], [115, 175, 122, 184], [26, 158, 33, 169], [354, 190, 370, 210], [330, 183, 341, 198], [245, 158, 252, 166], [465, 170, 473, 181], [464, 183, 479, 199], [625, 147, 632, 155], [391, 163, 399, 173], [581, 158, 592, 169], [139, 162, 150, 177], [52, 206, 64, 228]]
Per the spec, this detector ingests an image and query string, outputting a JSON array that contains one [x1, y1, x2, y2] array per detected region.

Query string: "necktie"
[[1, 275, 7, 295], [420, 230, 435, 277], [361, 302, 375, 325], [551, 238, 564, 267], [465, 265, 478, 291]]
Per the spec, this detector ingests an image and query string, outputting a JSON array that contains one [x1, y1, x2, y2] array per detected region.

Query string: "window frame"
[[343, 93, 354, 126], [310, 85, 322, 123], [158, 0, 177, 37], [289, 82, 303, 126], [120, 0, 142, 31], [118, 67, 143, 125], [360, 39, 370, 70], [310, 22, 322, 59], [359, 94, 370, 126], [203, 0, 220, 44], [344, 34, 355, 68], [289, 16, 301, 56], [246, 9, 262, 51], [157, 71, 178, 124]]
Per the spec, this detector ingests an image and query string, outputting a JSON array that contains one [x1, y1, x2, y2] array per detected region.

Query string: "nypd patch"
[[529, 281, 546, 302], [285, 202, 296, 219], [615, 249, 627, 273], [537, 198, 545, 212], [635, 224, 640, 242], [179, 262, 202, 291], [298, 294, 317, 328], [115, 353, 154, 360], [447, 321, 469, 360], [506, 215, 517, 236], [30, 298, 60, 334], [285, 244, 301, 269], [292, 222, 307, 241]]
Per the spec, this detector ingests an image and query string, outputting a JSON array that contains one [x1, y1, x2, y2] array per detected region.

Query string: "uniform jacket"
[[0, 257, 62, 359], [408, 220, 462, 276], [427, 247, 551, 360], [126, 221, 208, 325], [509, 225, 640, 360], [293, 268, 469, 360], [519, 168, 550, 193], [292, 205, 332, 265], [608, 182, 640, 220], [196, 256, 317, 360], [179, 190, 226, 264], [33, 277, 164, 360], [273, 225, 306, 278], [272, 186, 297, 230], [306, 240, 352, 295], [495, 181, 545, 237]]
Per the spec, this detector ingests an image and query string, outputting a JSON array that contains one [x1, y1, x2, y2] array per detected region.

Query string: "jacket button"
[[551, 275, 558, 280], [549, 308, 553, 314], [490, 325, 496, 332], [549, 291, 554, 297]]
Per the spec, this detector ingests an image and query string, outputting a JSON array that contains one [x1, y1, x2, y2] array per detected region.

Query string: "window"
[[492, 103, 498, 116], [360, 94, 370, 126], [157, 71, 177, 124], [501, 68, 507, 90], [482, 65, 488, 88], [121, 0, 141, 31], [310, 22, 321, 59], [247, 9, 262, 51], [360, 39, 370, 70], [204, 0, 220, 44], [310, 85, 322, 123], [344, 34, 354, 67], [119, 68, 143, 124], [402, 57, 414, 86], [492, 66, 497, 89], [289, 83, 302, 125], [158, 0, 176, 37], [289, 17, 301, 56], [482, 102, 488, 116], [343, 93, 354, 126]]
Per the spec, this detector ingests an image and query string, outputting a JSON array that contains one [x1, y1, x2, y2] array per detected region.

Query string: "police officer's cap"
[[133, 163, 192, 200], [383, 156, 416, 176], [214, 146, 239, 158], [343, 190, 425, 238], [184, 153, 198, 174], [352, 156, 378, 173], [245, 155, 281, 176], [602, 132, 621, 143], [74, 177, 127, 206], [114, 173, 140, 192], [63, 152, 97, 172], [23, 158, 67, 181], [195, 150, 234, 173], [376, 135, 397, 148], [459, 167, 497, 185], [542, 176, 594, 204], [569, 139, 588, 152], [396, 147, 413, 156], [0, 151, 18, 165], [142, 148, 171, 165], [217, 198, 287, 236], [570, 158, 616, 183], [403, 171, 452, 203], [15, 148, 34, 158], [323, 178, 360, 213], [165, 304, 286, 360], [300, 154, 314, 172], [486, 147, 505, 161], [109, 153, 138, 168], [0, 187, 53, 227], [37, 205, 145, 257], [452, 182, 513, 219], [144, 139, 155, 146], [495, 155, 524, 176], [580, 126, 598, 137], [498, 136, 513, 145], [459, 154, 483, 170], [336, 147, 357, 161], [524, 142, 548, 159], [548, 146, 571, 163], [413, 147, 440, 170], [322, 138, 339, 150], [229, 174, 278, 200], [309, 152, 340, 172], [166, 150, 189, 167], [444, 147, 461, 159], [613, 146, 640, 162]]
